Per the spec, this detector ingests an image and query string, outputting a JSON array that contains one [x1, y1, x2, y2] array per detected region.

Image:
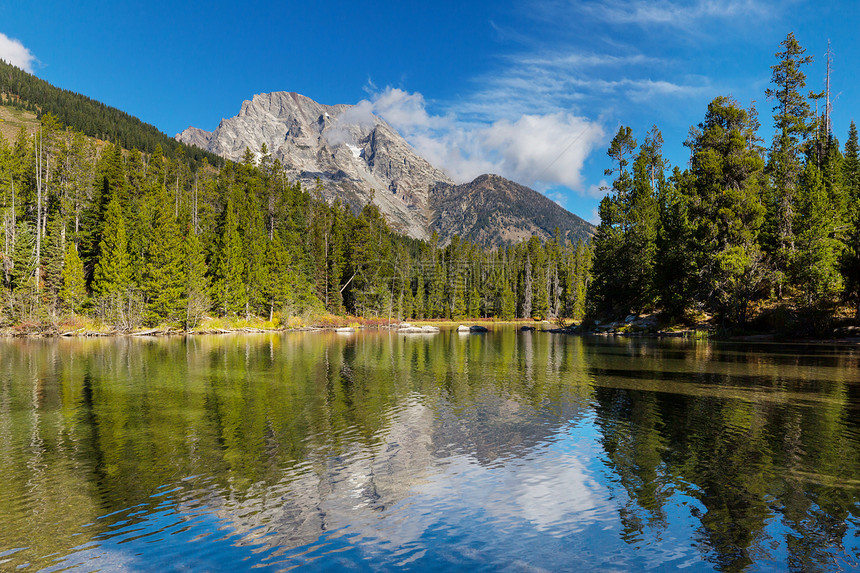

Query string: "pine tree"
[[468, 282, 481, 319], [243, 196, 269, 318], [590, 126, 636, 315], [843, 122, 860, 198], [214, 197, 247, 316], [842, 122, 860, 316], [500, 279, 516, 320], [183, 228, 210, 329], [794, 162, 843, 307], [142, 186, 186, 325], [264, 233, 293, 321], [9, 221, 38, 321], [41, 217, 66, 314], [521, 251, 533, 319], [60, 242, 86, 313], [655, 169, 696, 317], [622, 128, 662, 312], [92, 193, 132, 298], [686, 96, 767, 325], [414, 272, 425, 319], [403, 278, 415, 320], [451, 270, 467, 319], [765, 32, 816, 292]]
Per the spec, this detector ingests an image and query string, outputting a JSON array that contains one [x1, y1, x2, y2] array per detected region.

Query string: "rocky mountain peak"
[[177, 91, 593, 246], [177, 90, 451, 240]]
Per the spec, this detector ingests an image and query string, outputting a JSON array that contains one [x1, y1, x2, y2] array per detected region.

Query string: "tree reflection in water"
[[0, 333, 858, 571]]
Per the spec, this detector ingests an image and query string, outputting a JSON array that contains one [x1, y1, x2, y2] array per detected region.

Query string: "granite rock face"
[[177, 91, 451, 240], [178, 92, 594, 246]]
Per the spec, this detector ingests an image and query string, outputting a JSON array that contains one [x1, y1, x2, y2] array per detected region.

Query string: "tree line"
[[0, 120, 592, 329], [0, 59, 222, 169], [590, 33, 860, 332]]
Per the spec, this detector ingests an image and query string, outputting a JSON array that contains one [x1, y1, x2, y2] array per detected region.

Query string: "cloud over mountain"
[[361, 87, 605, 193]]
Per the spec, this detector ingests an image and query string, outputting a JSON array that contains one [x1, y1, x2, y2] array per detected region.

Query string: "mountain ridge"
[[431, 174, 592, 246], [178, 91, 452, 240], [179, 90, 594, 246], [0, 59, 221, 167]]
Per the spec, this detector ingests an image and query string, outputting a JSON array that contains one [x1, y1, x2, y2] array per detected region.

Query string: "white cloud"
[[322, 99, 375, 146], [518, 52, 659, 68], [571, 0, 780, 29], [361, 87, 605, 194], [480, 113, 604, 190], [586, 179, 611, 199], [0, 33, 36, 73], [371, 88, 444, 131]]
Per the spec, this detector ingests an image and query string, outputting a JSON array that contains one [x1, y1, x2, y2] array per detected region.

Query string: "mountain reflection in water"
[[1, 331, 859, 571]]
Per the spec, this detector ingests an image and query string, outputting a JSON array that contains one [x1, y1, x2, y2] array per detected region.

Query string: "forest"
[[590, 33, 859, 334], [0, 114, 592, 330], [0, 32, 858, 335]]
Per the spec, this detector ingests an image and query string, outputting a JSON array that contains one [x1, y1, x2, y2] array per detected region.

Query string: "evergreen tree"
[[521, 250, 533, 318], [843, 122, 860, 198], [142, 186, 186, 325], [264, 233, 293, 321], [590, 126, 636, 315], [765, 32, 816, 292], [500, 278, 516, 320], [60, 241, 86, 313], [92, 193, 132, 297], [41, 216, 66, 314], [213, 197, 247, 316], [686, 96, 767, 325], [183, 228, 210, 329], [842, 122, 860, 316], [414, 272, 425, 320], [9, 221, 38, 321], [794, 162, 843, 307], [622, 130, 662, 312], [242, 196, 269, 318], [655, 169, 696, 317], [451, 270, 467, 319], [468, 282, 481, 319]]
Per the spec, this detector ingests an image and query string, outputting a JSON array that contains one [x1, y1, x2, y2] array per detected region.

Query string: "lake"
[[1, 328, 860, 572]]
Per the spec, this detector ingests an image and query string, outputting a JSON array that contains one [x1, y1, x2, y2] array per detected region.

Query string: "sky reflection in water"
[[1, 331, 860, 572]]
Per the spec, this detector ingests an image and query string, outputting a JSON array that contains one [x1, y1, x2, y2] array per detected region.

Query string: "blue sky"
[[2, 0, 859, 223]]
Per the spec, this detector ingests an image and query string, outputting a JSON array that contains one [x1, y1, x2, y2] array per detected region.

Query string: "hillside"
[[430, 174, 594, 245], [0, 59, 221, 167], [0, 103, 38, 141]]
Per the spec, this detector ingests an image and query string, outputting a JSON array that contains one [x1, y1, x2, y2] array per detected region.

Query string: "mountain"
[[177, 91, 594, 246], [431, 174, 593, 245], [177, 92, 451, 240]]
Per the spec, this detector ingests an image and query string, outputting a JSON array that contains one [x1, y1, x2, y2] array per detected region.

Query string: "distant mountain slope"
[[0, 59, 221, 167], [430, 174, 593, 245], [179, 91, 595, 247]]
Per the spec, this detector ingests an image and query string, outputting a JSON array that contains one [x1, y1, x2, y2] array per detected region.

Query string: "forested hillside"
[[589, 33, 860, 334], [0, 123, 592, 329], [430, 174, 594, 246], [2, 32, 859, 335], [0, 59, 222, 168]]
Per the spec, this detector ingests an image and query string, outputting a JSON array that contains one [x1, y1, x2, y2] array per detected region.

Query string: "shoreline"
[[2, 320, 858, 345], [0, 319, 544, 339]]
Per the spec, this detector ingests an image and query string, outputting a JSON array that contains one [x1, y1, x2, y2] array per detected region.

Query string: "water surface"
[[1, 329, 860, 571]]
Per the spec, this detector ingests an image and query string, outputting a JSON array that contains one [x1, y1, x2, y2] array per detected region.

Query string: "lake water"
[[1, 329, 860, 572]]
